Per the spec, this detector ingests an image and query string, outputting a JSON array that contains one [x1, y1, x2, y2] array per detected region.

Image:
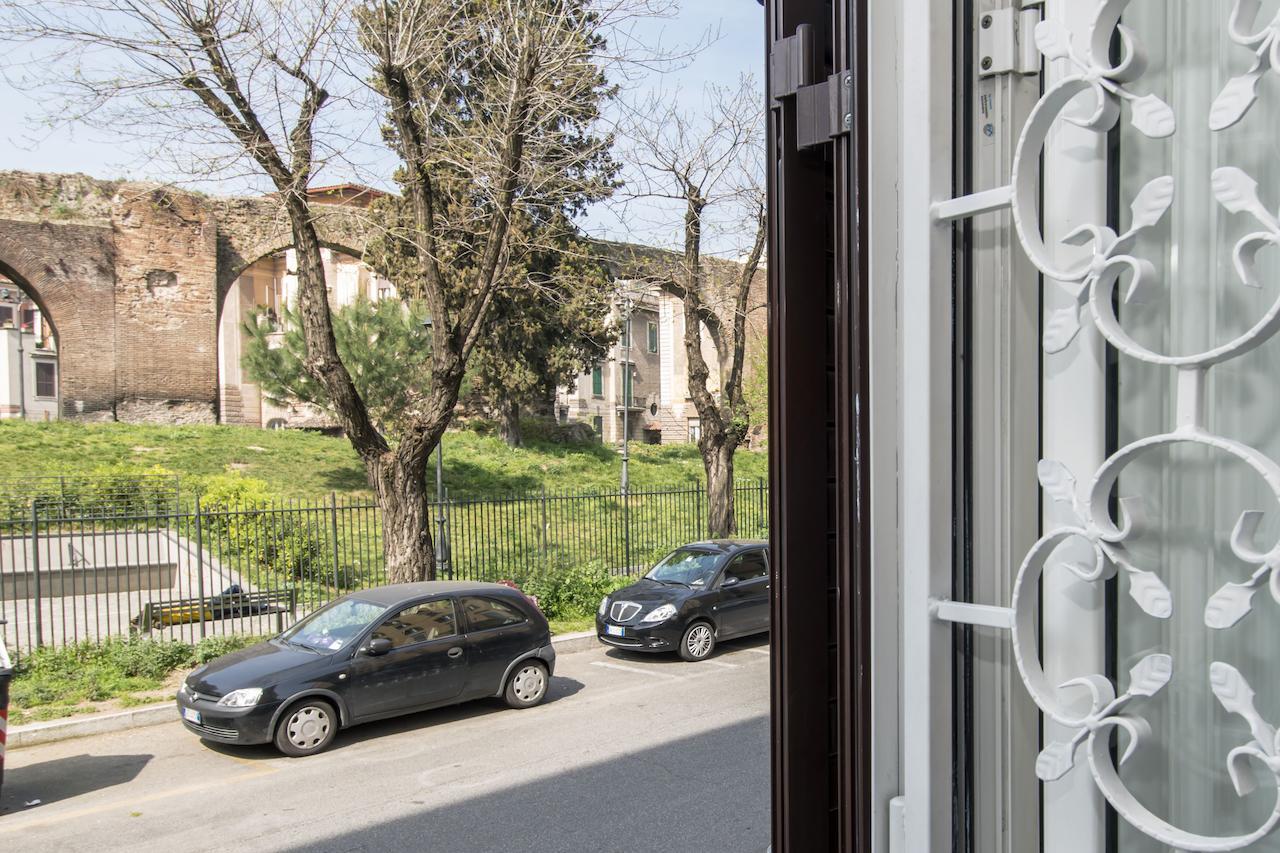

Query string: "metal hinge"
[[978, 6, 1042, 78], [770, 23, 851, 149]]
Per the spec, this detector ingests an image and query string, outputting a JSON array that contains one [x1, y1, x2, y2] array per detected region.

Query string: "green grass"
[[0, 420, 767, 500], [8, 635, 263, 725], [548, 616, 595, 635]]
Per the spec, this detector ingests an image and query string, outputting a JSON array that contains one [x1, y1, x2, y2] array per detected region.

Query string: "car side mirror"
[[721, 576, 740, 588], [364, 637, 393, 656]]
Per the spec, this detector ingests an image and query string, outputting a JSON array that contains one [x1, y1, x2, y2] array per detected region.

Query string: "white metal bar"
[[900, 0, 954, 845], [932, 185, 1014, 221], [1040, 2, 1109, 851], [933, 599, 1017, 630]]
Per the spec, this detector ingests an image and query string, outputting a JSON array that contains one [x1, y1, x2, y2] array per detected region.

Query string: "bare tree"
[[1, 0, 665, 581], [616, 76, 766, 537]]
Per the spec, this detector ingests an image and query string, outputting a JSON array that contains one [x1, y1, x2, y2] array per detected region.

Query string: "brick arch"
[[215, 204, 372, 299], [0, 224, 118, 417]]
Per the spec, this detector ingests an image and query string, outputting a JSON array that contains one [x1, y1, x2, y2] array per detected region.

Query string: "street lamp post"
[[422, 316, 451, 578], [620, 295, 633, 496]]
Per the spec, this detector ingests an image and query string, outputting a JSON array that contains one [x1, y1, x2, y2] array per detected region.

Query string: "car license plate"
[[605, 625, 624, 637], [182, 707, 202, 725]]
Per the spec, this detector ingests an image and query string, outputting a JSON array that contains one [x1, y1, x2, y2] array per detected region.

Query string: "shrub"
[[199, 473, 335, 587], [522, 561, 634, 620]]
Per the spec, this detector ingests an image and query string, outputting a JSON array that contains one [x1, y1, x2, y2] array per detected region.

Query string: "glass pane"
[[1117, 3, 1280, 848]]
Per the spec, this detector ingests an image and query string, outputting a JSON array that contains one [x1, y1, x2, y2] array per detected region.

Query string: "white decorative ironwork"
[[1211, 0, 1280, 131], [996, 1, 1280, 849]]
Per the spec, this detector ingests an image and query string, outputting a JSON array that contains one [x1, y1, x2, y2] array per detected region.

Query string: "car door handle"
[[447, 647, 463, 659]]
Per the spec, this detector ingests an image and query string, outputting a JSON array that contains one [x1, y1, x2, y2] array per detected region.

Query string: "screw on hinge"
[[843, 113, 853, 128], [981, 57, 993, 71], [981, 14, 993, 29]]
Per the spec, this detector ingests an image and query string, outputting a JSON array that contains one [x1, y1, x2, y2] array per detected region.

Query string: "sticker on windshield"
[[329, 640, 343, 650]]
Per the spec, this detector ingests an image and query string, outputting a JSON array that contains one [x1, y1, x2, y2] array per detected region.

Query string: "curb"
[[8, 704, 177, 749], [9, 629, 604, 749]]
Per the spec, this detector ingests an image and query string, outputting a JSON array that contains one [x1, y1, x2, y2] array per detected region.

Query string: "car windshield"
[[281, 598, 386, 652], [644, 548, 722, 588]]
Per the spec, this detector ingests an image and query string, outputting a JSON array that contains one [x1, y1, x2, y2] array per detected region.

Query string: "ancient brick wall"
[[0, 171, 371, 423]]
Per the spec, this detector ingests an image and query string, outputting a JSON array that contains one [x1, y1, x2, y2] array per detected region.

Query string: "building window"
[[34, 361, 56, 398], [20, 308, 35, 331], [591, 365, 603, 397], [622, 365, 634, 406], [592, 415, 603, 436], [558, 406, 569, 424], [647, 321, 658, 353], [688, 418, 701, 443], [0, 306, 12, 327], [620, 318, 631, 350]]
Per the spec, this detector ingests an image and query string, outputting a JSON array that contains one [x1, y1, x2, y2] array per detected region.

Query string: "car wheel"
[[504, 660, 549, 709], [273, 699, 338, 757], [679, 621, 716, 662]]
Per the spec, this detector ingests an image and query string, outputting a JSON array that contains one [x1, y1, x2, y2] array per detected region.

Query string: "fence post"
[[695, 486, 703, 540], [329, 492, 342, 591], [30, 500, 42, 649], [540, 485, 549, 567], [759, 477, 766, 536], [443, 488, 453, 580], [623, 488, 632, 575], [194, 496, 206, 640]]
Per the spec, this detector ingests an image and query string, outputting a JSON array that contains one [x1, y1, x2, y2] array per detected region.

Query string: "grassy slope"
[[0, 420, 767, 499]]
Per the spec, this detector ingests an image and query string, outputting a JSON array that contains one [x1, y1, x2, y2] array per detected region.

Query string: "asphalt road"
[[0, 636, 770, 853]]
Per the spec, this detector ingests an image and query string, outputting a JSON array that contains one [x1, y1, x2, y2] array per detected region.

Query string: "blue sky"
[[0, 1, 764, 250]]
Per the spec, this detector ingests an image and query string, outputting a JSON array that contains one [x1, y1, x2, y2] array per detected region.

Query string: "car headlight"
[[598, 596, 609, 617], [216, 688, 264, 708], [640, 604, 677, 624]]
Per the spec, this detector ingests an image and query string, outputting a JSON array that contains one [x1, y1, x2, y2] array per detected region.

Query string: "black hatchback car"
[[596, 540, 770, 661], [176, 581, 555, 756]]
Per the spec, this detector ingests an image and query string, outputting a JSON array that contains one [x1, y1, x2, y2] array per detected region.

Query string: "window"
[[647, 321, 658, 353], [620, 317, 631, 349], [721, 551, 768, 585], [688, 418, 701, 443], [460, 596, 525, 632], [591, 364, 603, 397], [592, 415, 603, 436], [370, 599, 457, 649], [0, 306, 12, 326], [34, 361, 56, 398], [622, 365, 634, 406], [283, 597, 386, 651], [20, 308, 34, 330]]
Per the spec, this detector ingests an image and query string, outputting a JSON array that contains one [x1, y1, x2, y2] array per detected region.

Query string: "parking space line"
[[590, 661, 681, 679], [703, 660, 740, 669], [745, 648, 771, 656]]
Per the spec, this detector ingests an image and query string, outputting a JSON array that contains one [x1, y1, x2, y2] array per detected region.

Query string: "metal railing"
[[0, 480, 769, 657]]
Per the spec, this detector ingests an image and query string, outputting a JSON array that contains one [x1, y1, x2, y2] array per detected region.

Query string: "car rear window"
[[461, 596, 526, 632]]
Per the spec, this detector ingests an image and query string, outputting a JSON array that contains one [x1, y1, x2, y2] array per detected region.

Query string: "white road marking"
[[703, 660, 740, 669], [745, 648, 771, 657], [590, 661, 681, 679]]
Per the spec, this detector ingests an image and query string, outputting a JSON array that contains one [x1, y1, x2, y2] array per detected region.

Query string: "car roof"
[[679, 539, 769, 554], [346, 580, 520, 606]]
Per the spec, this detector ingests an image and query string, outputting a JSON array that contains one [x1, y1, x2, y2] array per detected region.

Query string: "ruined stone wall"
[[0, 171, 371, 424]]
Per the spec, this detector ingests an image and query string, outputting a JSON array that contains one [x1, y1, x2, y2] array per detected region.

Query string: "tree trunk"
[[498, 398, 522, 448], [703, 437, 737, 538], [370, 451, 436, 583]]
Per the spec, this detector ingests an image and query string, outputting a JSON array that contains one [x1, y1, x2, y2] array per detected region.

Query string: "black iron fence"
[[0, 481, 769, 657]]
